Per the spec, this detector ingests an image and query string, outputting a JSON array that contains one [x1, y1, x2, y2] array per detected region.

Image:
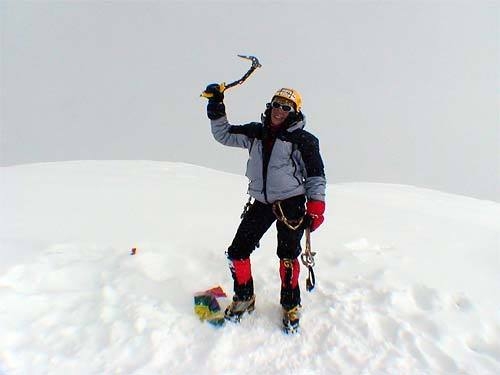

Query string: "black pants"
[[227, 195, 306, 307]]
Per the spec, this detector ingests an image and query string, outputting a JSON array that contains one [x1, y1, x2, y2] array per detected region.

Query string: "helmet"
[[272, 88, 302, 112]]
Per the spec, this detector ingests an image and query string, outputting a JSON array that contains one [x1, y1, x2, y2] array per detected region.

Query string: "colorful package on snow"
[[194, 286, 227, 326]]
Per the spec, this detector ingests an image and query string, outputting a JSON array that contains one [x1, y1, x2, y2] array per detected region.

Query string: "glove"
[[306, 200, 325, 232], [203, 83, 225, 102], [204, 83, 226, 120]]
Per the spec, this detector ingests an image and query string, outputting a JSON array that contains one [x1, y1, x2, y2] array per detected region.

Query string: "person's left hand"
[[306, 200, 325, 232]]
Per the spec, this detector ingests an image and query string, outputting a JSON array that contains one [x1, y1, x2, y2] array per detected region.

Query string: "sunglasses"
[[268, 101, 295, 112]]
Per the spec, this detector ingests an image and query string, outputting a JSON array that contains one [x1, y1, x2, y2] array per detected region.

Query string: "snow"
[[1, 160, 499, 375]]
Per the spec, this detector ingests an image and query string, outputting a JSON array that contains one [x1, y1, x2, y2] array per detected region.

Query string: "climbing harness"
[[272, 200, 304, 231], [240, 196, 254, 219], [240, 196, 260, 248]]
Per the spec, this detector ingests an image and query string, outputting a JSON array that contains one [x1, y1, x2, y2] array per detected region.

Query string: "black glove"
[[204, 83, 226, 120], [204, 83, 224, 102]]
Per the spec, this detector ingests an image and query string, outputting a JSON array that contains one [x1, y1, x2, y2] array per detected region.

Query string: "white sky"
[[1, 1, 498, 201]]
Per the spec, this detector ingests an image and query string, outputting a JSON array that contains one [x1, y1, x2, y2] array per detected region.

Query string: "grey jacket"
[[211, 115, 326, 204]]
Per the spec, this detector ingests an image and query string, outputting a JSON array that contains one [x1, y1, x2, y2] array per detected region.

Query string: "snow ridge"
[[1, 161, 499, 374]]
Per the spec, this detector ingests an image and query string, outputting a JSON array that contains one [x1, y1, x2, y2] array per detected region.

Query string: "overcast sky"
[[1, 1, 498, 202]]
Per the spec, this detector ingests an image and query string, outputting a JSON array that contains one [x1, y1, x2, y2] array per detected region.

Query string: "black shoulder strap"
[[228, 122, 263, 139]]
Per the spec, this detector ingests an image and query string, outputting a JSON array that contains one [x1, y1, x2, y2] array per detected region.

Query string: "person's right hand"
[[204, 83, 226, 120], [203, 83, 225, 102]]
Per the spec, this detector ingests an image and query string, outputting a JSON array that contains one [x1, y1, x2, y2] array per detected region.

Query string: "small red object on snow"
[[131, 248, 137, 255]]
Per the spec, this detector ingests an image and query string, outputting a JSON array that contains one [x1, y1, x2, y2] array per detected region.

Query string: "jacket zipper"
[[261, 129, 276, 204], [291, 149, 302, 186]]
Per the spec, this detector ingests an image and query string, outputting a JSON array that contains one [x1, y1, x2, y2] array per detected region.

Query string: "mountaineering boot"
[[224, 294, 256, 323], [282, 305, 300, 334], [225, 257, 255, 322]]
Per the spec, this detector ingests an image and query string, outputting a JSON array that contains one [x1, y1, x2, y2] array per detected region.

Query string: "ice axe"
[[200, 55, 262, 99]]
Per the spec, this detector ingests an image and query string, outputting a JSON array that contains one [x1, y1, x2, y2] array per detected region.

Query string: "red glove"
[[306, 200, 325, 232]]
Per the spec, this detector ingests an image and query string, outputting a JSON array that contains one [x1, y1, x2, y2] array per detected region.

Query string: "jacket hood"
[[260, 111, 306, 132], [287, 114, 306, 132]]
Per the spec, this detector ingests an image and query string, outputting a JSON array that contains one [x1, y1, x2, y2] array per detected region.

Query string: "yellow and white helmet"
[[272, 88, 303, 112]]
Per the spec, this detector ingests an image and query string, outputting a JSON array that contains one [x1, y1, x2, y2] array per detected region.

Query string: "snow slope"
[[1, 161, 499, 375]]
